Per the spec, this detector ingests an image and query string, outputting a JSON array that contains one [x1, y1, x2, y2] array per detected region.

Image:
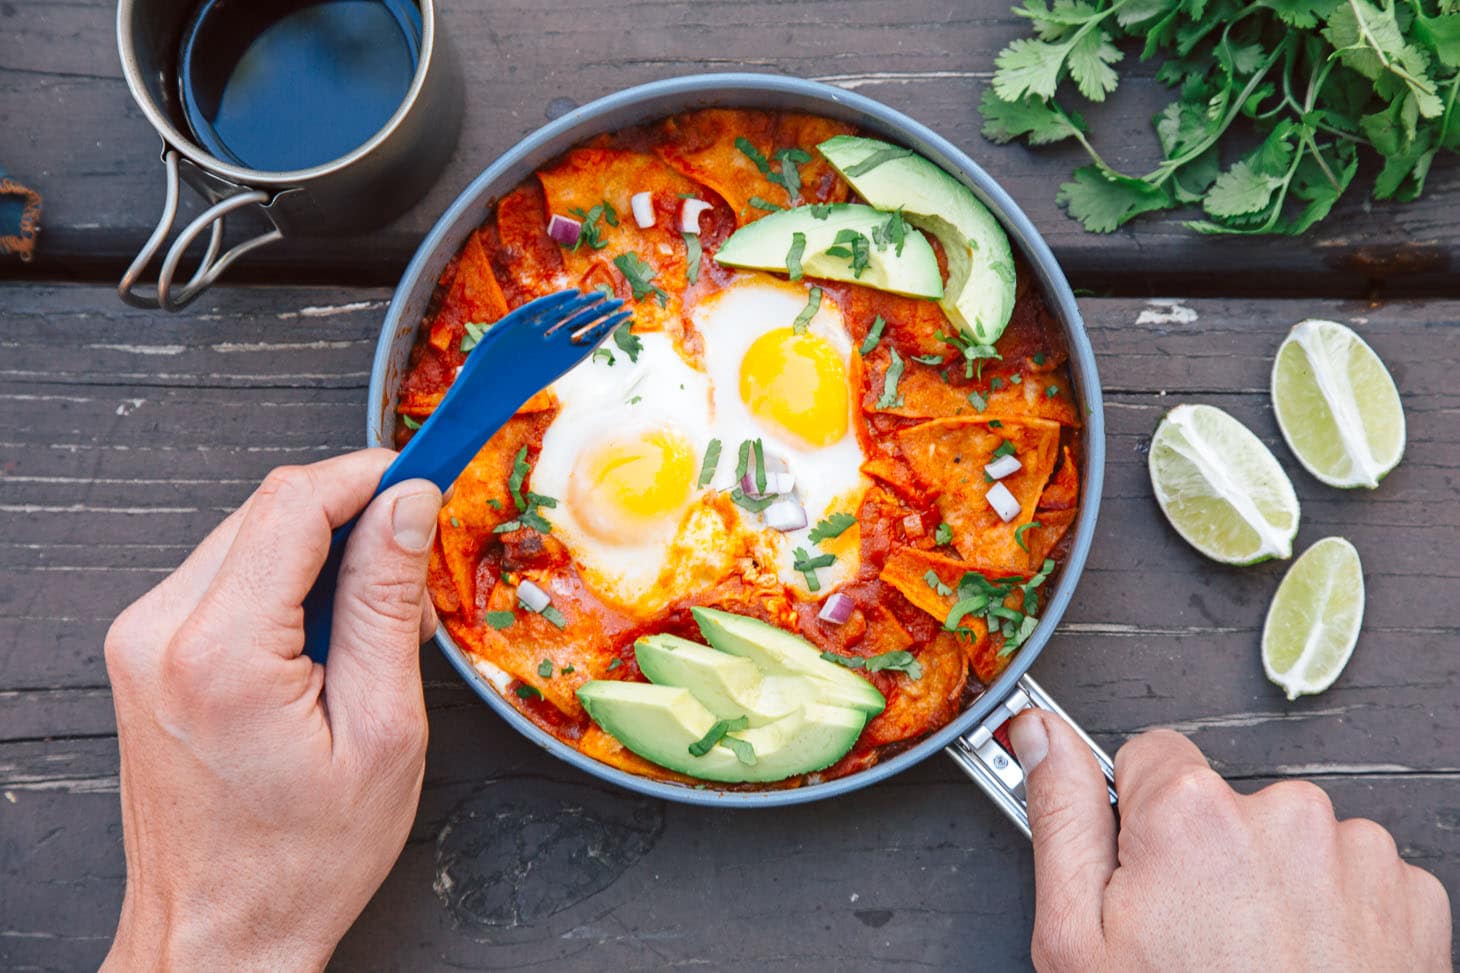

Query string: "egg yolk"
[[739, 328, 849, 448], [571, 430, 696, 539]]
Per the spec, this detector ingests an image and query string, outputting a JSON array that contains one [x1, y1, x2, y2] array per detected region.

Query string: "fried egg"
[[694, 275, 868, 594], [532, 332, 738, 612]]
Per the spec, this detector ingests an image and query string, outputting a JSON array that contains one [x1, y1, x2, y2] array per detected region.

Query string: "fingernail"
[[392, 489, 441, 552], [1009, 711, 1049, 772]]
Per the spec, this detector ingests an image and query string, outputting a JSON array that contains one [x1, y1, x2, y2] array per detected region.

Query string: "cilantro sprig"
[[943, 559, 1057, 657], [979, 0, 1460, 235]]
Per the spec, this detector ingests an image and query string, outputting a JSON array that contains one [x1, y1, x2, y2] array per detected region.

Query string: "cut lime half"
[[1149, 404, 1299, 564], [1271, 319, 1405, 489], [1262, 537, 1364, 700]]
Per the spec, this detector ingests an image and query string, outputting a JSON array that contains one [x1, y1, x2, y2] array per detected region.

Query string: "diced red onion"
[[818, 592, 854, 624], [516, 580, 551, 613], [763, 498, 808, 532], [985, 454, 1022, 480], [740, 470, 795, 499], [546, 214, 581, 247], [631, 191, 655, 229], [680, 198, 713, 233], [902, 513, 925, 537], [986, 482, 1021, 523]]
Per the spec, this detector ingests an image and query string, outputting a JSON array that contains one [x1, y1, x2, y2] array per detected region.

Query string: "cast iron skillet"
[[365, 74, 1114, 830]]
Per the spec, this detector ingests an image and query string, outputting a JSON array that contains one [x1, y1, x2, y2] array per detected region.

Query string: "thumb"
[[1009, 709, 1116, 970], [323, 479, 440, 761]]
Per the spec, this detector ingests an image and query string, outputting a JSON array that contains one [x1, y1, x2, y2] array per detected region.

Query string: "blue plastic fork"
[[301, 289, 629, 663]]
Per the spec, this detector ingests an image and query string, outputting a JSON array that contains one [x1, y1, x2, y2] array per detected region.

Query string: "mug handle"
[[118, 148, 283, 311], [945, 675, 1118, 839]]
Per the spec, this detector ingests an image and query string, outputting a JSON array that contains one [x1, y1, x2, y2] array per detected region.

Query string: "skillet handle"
[[944, 675, 1117, 840]]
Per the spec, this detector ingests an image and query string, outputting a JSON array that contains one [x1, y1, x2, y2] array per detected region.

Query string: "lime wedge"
[[1262, 537, 1364, 700], [1271, 319, 1405, 489], [1149, 404, 1299, 564]]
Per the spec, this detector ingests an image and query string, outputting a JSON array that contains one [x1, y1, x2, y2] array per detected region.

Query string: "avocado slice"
[[690, 607, 886, 717], [713, 203, 944, 300], [634, 634, 802, 727], [818, 135, 1016, 345], [576, 681, 867, 783]]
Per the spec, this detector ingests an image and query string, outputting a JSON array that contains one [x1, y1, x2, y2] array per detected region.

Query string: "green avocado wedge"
[[690, 607, 887, 716], [713, 203, 944, 300], [575, 681, 867, 783], [818, 135, 1016, 345], [634, 634, 802, 727]]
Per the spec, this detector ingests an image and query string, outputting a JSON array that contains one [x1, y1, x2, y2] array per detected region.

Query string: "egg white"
[[693, 275, 868, 594]]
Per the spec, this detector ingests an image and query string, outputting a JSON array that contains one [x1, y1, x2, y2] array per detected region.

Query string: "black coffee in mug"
[[177, 0, 423, 172]]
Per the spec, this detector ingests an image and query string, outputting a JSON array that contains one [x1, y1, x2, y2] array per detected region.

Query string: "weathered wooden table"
[[3, 1, 1457, 969]]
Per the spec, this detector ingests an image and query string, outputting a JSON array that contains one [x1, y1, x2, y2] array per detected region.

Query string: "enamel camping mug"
[[115, 0, 463, 310]]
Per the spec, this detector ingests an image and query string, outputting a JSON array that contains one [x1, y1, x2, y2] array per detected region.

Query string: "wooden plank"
[[2, 1, 1457, 292], [2, 729, 1456, 970]]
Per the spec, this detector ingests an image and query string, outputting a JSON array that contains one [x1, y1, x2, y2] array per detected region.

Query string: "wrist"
[[104, 887, 333, 973]]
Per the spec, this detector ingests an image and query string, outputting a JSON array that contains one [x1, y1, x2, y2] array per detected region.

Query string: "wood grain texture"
[[1, 284, 1456, 967], [2, 0, 1458, 293]]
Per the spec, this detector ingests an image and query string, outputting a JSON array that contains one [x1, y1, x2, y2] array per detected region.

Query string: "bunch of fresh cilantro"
[[980, 0, 1460, 234]]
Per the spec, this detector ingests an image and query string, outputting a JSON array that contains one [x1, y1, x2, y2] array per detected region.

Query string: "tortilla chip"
[[1021, 506, 1077, 565], [1039, 445, 1079, 510], [860, 455, 924, 504], [772, 112, 857, 203], [537, 148, 698, 332], [986, 375, 1080, 427], [427, 537, 460, 615], [429, 229, 510, 352], [896, 416, 1060, 573], [458, 571, 620, 719], [436, 413, 554, 612], [578, 723, 699, 785], [862, 631, 967, 747], [495, 182, 566, 300], [861, 351, 1080, 427]]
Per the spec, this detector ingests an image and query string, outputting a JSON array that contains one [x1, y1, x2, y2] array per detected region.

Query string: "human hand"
[[1008, 712, 1452, 972], [101, 450, 442, 972]]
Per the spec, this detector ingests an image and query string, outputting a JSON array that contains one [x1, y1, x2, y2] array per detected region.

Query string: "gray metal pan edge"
[[366, 72, 1105, 808]]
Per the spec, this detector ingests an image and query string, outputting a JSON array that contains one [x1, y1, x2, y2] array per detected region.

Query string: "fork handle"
[[300, 395, 525, 663]]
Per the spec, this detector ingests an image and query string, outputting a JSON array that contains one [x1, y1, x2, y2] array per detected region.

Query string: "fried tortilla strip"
[[460, 572, 616, 719], [897, 416, 1060, 573], [436, 413, 554, 613], [772, 112, 857, 204], [1020, 506, 1077, 566], [578, 724, 699, 784], [429, 229, 510, 352], [495, 182, 567, 300], [862, 353, 1080, 427], [1039, 445, 1080, 510], [862, 630, 967, 747], [537, 147, 698, 332]]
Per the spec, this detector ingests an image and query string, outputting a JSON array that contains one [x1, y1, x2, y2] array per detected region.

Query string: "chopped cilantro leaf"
[[924, 570, 953, 596], [449, 516, 462, 528], [845, 146, 915, 178], [485, 611, 515, 630], [786, 232, 807, 281], [508, 446, 530, 510], [607, 658, 622, 671], [613, 252, 669, 307], [540, 605, 568, 629], [859, 315, 886, 355], [537, 659, 553, 678], [735, 137, 772, 175], [968, 391, 988, 412], [993, 440, 1017, 459], [871, 209, 909, 256], [752, 438, 767, 495], [684, 232, 702, 285], [748, 195, 784, 212], [808, 204, 833, 219], [825, 228, 871, 278], [731, 489, 773, 513], [735, 439, 752, 481], [461, 322, 489, 353], [792, 549, 836, 572], [689, 715, 750, 757], [400, 414, 422, 430], [515, 685, 541, 700], [591, 347, 615, 366], [792, 286, 822, 335], [1010, 374, 1023, 385], [1032, 352, 1047, 366], [774, 148, 813, 200], [1047, 385, 1061, 398], [698, 438, 722, 488], [722, 736, 758, 766], [613, 321, 643, 363], [876, 348, 906, 409], [1015, 520, 1042, 552], [808, 512, 856, 542], [934, 522, 954, 546]]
